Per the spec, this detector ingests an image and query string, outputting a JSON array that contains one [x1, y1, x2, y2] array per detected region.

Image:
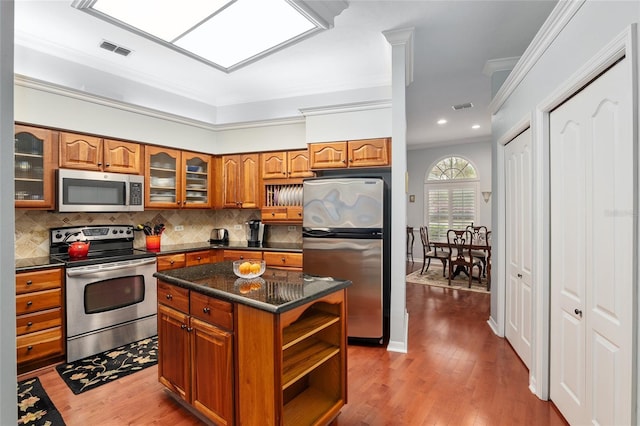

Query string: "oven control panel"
[[50, 225, 135, 244]]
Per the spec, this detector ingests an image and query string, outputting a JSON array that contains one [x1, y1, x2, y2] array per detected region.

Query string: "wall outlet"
[[234, 224, 242, 230], [288, 226, 296, 231], [174, 225, 184, 231]]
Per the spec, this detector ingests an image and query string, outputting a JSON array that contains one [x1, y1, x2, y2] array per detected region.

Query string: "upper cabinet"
[[145, 146, 212, 209], [261, 149, 314, 180], [309, 138, 391, 169], [14, 125, 58, 209], [59, 132, 143, 174], [221, 154, 259, 209]]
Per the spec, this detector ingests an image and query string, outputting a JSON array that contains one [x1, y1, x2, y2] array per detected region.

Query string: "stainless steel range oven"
[[50, 225, 157, 362]]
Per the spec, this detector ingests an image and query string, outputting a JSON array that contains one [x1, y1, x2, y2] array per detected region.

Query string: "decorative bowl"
[[233, 259, 266, 279]]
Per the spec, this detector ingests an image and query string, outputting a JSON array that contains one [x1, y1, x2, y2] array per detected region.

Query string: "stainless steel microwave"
[[58, 169, 144, 212]]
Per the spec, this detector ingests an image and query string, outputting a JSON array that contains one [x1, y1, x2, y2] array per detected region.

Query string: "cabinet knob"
[[26, 280, 32, 286], [342, 159, 347, 163], [239, 255, 244, 260], [169, 260, 174, 264], [27, 321, 33, 327], [203, 307, 210, 314], [574, 308, 583, 318], [196, 256, 201, 261], [181, 324, 187, 329], [517, 273, 523, 278], [27, 346, 33, 351], [97, 162, 102, 166], [282, 172, 287, 175], [187, 327, 193, 332], [26, 301, 33, 306], [271, 212, 275, 217], [349, 159, 353, 163], [105, 163, 110, 167], [177, 201, 182, 205], [166, 294, 173, 300], [281, 257, 286, 263]]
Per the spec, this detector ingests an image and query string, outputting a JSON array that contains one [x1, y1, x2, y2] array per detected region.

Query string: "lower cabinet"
[[157, 281, 234, 426], [16, 267, 64, 374], [263, 251, 302, 271], [237, 289, 347, 426]]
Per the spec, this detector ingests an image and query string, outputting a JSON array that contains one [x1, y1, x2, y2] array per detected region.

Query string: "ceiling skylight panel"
[[90, 0, 234, 42], [175, 0, 317, 68]]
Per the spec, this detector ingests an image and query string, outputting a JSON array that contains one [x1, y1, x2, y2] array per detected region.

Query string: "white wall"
[[304, 104, 392, 142], [0, 1, 16, 423], [491, 0, 640, 401], [406, 140, 492, 254]]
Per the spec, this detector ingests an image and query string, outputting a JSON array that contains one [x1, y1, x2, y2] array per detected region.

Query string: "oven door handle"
[[66, 257, 157, 277]]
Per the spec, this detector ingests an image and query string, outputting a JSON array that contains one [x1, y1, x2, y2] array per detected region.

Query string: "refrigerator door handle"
[[302, 229, 336, 238]]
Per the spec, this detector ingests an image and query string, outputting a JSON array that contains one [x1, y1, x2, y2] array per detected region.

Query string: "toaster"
[[209, 228, 229, 243]]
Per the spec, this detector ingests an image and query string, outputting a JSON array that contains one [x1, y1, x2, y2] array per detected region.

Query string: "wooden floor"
[[24, 262, 568, 425]]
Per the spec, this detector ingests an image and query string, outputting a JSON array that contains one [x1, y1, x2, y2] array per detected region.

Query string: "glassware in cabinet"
[[14, 125, 56, 209]]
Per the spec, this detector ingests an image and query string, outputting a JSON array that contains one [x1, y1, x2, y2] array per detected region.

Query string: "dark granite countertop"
[[148, 241, 302, 255], [154, 261, 349, 314], [15, 257, 65, 272]]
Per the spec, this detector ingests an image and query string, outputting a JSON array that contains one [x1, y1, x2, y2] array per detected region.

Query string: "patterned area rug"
[[18, 377, 66, 425], [56, 335, 157, 395], [406, 263, 490, 293]]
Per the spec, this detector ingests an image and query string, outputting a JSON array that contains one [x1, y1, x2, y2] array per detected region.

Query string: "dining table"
[[430, 241, 492, 285]]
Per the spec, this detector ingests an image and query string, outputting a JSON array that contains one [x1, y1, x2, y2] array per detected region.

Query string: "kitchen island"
[[154, 262, 350, 426]]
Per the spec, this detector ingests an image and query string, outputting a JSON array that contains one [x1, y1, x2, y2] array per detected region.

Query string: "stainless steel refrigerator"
[[303, 177, 387, 344]]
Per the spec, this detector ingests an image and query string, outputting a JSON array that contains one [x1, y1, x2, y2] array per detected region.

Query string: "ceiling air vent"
[[452, 102, 474, 111], [99, 40, 132, 57]]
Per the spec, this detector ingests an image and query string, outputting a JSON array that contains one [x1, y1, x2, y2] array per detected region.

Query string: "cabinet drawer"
[[16, 308, 62, 336], [16, 289, 61, 315], [186, 250, 212, 266], [223, 250, 262, 261], [17, 327, 63, 365], [190, 292, 234, 331], [157, 253, 187, 271], [16, 268, 62, 294], [264, 252, 302, 269], [158, 281, 190, 313]]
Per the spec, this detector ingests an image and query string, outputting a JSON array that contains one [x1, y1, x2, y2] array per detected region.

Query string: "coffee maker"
[[246, 219, 265, 247]]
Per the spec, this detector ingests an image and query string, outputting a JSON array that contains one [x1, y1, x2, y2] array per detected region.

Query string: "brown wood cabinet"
[[237, 289, 347, 425], [261, 149, 314, 180], [16, 267, 64, 374], [309, 138, 390, 169], [59, 132, 143, 174], [14, 124, 58, 209], [146, 146, 213, 209], [263, 251, 302, 271], [157, 281, 234, 426], [223, 250, 262, 262], [221, 154, 260, 209]]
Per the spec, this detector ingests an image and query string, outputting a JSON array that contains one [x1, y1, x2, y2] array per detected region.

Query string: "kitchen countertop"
[[15, 241, 302, 271], [154, 261, 350, 314], [15, 257, 65, 272], [148, 241, 302, 255]]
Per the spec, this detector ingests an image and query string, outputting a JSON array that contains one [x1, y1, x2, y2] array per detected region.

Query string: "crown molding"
[[299, 99, 392, 116], [382, 27, 414, 86], [482, 56, 520, 77], [15, 74, 308, 131], [489, 0, 586, 113]]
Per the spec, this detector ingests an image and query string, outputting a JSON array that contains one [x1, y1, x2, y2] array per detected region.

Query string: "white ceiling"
[[13, 0, 557, 149]]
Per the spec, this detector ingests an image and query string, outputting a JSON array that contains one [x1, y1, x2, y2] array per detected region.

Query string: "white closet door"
[[550, 58, 633, 426], [505, 127, 533, 368]]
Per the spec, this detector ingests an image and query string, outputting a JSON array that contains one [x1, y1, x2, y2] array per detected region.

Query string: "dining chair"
[[466, 225, 490, 278], [406, 226, 415, 264], [419, 226, 448, 276], [447, 229, 482, 288]]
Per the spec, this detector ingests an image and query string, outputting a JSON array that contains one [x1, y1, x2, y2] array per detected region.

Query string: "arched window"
[[424, 156, 479, 241]]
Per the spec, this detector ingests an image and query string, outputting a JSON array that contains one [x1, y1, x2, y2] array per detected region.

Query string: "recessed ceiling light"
[[437, 119, 447, 125], [472, 124, 481, 129], [72, 0, 331, 73]]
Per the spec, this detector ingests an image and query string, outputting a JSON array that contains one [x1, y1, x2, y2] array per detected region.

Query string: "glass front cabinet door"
[[14, 125, 57, 209]]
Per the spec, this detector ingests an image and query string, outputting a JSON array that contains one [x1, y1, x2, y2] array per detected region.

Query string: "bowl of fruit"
[[233, 259, 266, 279]]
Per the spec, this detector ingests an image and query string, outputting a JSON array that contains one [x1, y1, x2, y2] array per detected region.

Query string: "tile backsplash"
[[15, 209, 302, 259]]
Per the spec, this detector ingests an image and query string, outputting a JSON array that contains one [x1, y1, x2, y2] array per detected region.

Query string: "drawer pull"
[[170, 260, 175, 265], [26, 280, 33, 286], [26, 301, 33, 306], [196, 256, 201, 261], [27, 322, 33, 327], [27, 346, 33, 351], [181, 324, 187, 329], [281, 257, 286, 262], [203, 307, 210, 314], [166, 294, 173, 300]]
